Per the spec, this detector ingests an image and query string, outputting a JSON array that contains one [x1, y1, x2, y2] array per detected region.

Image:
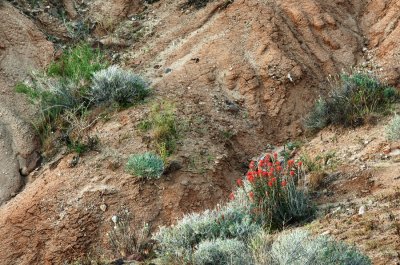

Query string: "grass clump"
[[47, 43, 107, 82], [90, 66, 150, 107], [304, 73, 398, 131], [138, 101, 179, 160], [251, 229, 371, 265], [386, 114, 400, 141], [126, 153, 164, 179]]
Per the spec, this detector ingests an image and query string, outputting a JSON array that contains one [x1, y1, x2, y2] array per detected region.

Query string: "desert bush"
[[153, 197, 260, 264], [126, 153, 164, 179], [234, 153, 314, 230], [252, 229, 371, 265], [89, 66, 149, 107], [108, 210, 154, 260], [192, 238, 251, 265], [386, 114, 400, 141], [304, 73, 398, 131], [48, 43, 106, 82]]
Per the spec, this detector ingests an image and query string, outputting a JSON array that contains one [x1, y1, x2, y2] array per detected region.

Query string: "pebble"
[[358, 205, 366, 215], [100, 204, 107, 212]]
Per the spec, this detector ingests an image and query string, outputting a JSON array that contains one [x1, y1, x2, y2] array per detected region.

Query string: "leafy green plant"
[[386, 114, 400, 141], [126, 153, 164, 179], [90, 66, 150, 107], [304, 73, 398, 131]]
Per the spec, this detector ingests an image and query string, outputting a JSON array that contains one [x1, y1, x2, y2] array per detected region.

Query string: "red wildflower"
[[229, 192, 235, 201], [259, 160, 264, 167], [262, 171, 268, 177], [273, 152, 278, 160], [275, 161, 281, 166], [268, 171, 273, 177], [298, 161, 303, 167], [281, 180, 287, 187], [290, 171, 295, 177], [236, 178, 243, 187], [249, 161, 255, 169], [257, 169, 262, 176], [268, 181, 273, 187], [267, 162, 273, 167], [276, 166, 282, 171], [270, 167, 274, 173], [288, 159, 294, 167], [249, 191, 254, 200], [265, 154, 271, 162], [271, 177, 277, 183], [247, 172, 255, 183]]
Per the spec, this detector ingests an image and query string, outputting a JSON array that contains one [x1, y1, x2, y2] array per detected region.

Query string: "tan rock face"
[[0, 1, 53, 204]]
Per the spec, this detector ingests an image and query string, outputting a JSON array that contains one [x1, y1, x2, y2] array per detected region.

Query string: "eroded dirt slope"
[[0, 1, 53, 204], [0, 0, 398, 264]]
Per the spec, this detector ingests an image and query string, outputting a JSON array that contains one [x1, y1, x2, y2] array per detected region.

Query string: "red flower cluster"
[[232, 153, 303, 202]]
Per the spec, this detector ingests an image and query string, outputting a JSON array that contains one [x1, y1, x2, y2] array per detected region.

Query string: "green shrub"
[[90, 66, 150, 107], [193, 238, 251, 265], [126, 153, 164, 179], [386, 114, 400, 141], [305, 73, 398, 131], [235, 153, 314, 230], [264, 229, 371, 265], [153, 197, 260, 264], [48, 43, 107, 82]]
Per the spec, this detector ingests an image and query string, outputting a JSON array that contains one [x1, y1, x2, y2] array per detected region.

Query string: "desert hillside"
[[0, 0, 399, 264]]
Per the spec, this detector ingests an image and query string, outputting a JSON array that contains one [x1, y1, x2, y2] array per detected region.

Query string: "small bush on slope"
[[193, 238, 251, 265], [153, 195, 260, 264], [386, 114, 400, 141], [234, 153, 315, 230], [251, 229, 371, 265], [126, 153, 164, 180], [304, 73, 398, 131], [90, 66, 150, 107]]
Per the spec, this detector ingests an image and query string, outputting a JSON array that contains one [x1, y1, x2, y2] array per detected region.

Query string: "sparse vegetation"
[[304, 73, 398, 131], [108, 210, 154, 260], [90, 66, 150, 107], [138, 101, 179, 160], [386, 114, 400, 141], [126, 153, 164, 179]]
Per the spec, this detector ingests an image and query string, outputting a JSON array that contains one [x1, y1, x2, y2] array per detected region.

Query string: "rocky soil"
[[0, 0, 399, 264]]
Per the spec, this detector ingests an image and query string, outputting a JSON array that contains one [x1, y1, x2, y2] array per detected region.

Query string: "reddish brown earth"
[[0, 0, 399, 264]]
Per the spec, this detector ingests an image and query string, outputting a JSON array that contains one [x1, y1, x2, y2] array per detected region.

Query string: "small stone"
[[181, 179, 189, 186], [321, 230, 331, 236], [100, 204, 107, 212], [111, 215, 118, 224], [358, 205, 366, 215]]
